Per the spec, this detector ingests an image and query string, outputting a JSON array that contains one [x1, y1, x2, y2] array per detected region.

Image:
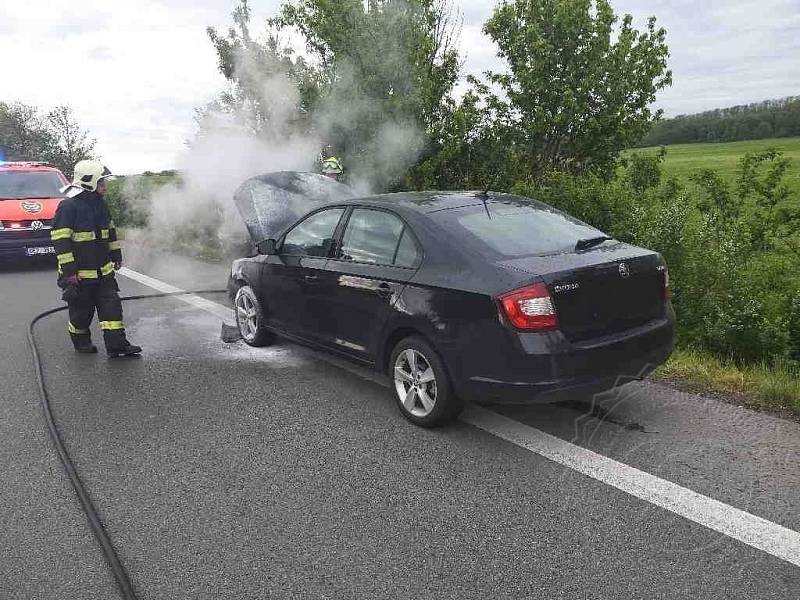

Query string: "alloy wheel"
[[393, 348, 438, 417], [235, 288, 259, 342]]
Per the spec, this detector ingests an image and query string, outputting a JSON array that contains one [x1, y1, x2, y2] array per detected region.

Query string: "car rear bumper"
[[453, 307, 676, 405], [0, 232, 56, 261]]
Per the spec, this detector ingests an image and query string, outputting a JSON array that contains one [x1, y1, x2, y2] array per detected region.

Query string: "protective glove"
[[114, 261, 122, 270], [61, 275, 80, 303]]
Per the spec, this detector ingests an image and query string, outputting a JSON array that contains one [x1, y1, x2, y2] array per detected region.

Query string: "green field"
[[631, 136, 800, 193]]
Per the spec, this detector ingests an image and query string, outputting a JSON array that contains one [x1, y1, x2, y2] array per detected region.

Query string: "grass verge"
[[653, 348, 800, 418]]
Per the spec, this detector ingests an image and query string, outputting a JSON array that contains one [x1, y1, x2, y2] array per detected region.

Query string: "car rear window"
[[432, 200, 609, 258], [0, 171, 64, 198]]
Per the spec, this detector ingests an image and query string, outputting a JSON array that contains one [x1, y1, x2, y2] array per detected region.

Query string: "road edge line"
[[118, 267, 234, 322], [462, 404, 800, 567]]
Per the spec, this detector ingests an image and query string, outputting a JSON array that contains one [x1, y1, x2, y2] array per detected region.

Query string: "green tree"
[[0, 102, 95, 174], [275, 0, 462, 189], [639, 96, 800, 146], [0, 102, 53, 162], [42, 105, 96, 174], [475, 0, 672, 180], [204, 0, 319, 139]]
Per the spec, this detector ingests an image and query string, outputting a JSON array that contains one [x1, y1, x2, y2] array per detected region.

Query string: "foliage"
[[203, 0, 462, 190], [277, 0, 461, 135], [278, 0, 462, 189], [458, 0, 671, 182], [105, 174, 178, 228], [0, 102, 96, 174], [205, 1, 320, 139], [654, 348, 800, 416], [41, 106, 97, 175], [0, 102, 52, 163], [522, 149, 800, 364], [639, 96, 800, 146]]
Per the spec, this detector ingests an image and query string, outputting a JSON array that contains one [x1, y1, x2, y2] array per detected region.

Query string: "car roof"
[[347, 191, 491, 214], [0, 162, 63, 173]]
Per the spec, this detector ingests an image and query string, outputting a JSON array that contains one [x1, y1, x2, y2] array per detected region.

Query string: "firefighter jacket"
[[50, 191, 122, 281]]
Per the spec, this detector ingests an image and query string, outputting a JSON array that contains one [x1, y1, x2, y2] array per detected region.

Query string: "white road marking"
[[117, 267, 234, 322], [461, 405, 800, 567], [118, 266, 800, 567]]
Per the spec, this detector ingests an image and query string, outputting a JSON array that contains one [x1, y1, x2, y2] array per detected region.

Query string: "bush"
[[519, 148, 800, 366], [105, 174, 178, 227]]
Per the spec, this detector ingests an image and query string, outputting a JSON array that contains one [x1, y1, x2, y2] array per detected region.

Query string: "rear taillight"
[[659, 264, 671, 301], [498, 283, 558, 331]]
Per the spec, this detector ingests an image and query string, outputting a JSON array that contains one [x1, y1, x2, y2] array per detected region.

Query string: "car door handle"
[[376, 283, 393, 297], [304, 275, 319, 283]]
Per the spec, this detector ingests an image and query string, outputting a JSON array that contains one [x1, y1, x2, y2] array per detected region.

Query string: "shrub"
[[519, 148, 799, 366]]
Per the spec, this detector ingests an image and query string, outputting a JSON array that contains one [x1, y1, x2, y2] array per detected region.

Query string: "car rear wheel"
[[390, 337, 462, 427], [234, 285, 274, 347]]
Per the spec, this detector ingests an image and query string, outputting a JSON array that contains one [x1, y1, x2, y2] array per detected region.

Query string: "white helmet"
[[61, 159, 113, 196]]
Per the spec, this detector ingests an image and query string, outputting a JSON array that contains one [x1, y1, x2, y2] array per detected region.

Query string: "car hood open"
[[233, 171, 355, 243]]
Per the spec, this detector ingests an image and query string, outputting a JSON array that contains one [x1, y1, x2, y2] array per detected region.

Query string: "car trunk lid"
[[499, 244, 666, 342]]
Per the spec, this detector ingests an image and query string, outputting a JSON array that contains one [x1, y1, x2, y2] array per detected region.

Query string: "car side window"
[[394, 228, 422, 268], [281, 208, 345, 257], [339, 209, 419, 267]]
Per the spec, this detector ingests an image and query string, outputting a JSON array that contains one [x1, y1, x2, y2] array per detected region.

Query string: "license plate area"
[[26, 246, 56, 256]]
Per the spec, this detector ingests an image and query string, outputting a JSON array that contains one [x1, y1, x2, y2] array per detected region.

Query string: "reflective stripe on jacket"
[[50, 190, 122, 280]]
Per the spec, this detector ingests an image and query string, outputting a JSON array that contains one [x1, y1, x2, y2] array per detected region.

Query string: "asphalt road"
[[1, 253, 798, 600]]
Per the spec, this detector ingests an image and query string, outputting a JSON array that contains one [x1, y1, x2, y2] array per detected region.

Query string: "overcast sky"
[[2, 0, 798, 173]]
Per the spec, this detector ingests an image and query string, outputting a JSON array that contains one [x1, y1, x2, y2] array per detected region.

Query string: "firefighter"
[[321, 155, 344, 181], [51, 160, 142, 358]]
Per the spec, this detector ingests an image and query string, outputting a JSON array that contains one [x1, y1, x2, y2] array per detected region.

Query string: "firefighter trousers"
[[66, 277, 128, 350]]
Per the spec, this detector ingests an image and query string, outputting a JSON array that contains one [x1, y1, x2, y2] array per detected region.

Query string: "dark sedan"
[[229, 172, 675, 427]]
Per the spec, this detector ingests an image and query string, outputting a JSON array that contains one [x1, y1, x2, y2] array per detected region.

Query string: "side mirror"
[[257, 239, 278, 255]]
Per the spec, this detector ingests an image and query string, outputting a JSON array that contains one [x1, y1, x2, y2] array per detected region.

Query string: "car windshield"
[[0, 171, 64, 199], [432, 199, 611, 258]]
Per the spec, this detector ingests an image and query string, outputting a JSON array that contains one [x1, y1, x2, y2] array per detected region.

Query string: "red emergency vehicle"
[[0, 162, 68, 261]]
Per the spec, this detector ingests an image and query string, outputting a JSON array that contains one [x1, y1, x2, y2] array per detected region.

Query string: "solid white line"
[[117, 267, 234, 322], [462, 405, 800, 567], [118, 265, 800, 567]]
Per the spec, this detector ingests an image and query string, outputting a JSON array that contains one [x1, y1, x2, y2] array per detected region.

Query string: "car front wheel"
[[234, 285, 274, 347], [390, 337, 462, 427]]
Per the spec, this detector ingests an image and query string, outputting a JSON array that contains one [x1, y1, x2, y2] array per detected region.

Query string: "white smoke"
[[127, 59, 321, 266], [123, 7, 427, 278]]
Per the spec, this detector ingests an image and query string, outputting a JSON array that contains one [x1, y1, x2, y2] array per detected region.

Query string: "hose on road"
[[27, 290, 229, 600]]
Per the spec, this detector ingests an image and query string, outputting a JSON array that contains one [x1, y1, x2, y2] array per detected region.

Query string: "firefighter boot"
[[106, 340, 143, 358], [71, 334, 98, 354]]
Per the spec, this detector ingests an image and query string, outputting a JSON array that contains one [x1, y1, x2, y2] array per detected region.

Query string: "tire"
[[234, 285, 274, 347], [390, 336, 463, 427]]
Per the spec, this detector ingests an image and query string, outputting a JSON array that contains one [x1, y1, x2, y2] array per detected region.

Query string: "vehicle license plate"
[[26, 246, 56, 256]]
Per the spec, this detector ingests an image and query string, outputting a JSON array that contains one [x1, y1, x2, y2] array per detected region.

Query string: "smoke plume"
[[123, 6, 427, 285]]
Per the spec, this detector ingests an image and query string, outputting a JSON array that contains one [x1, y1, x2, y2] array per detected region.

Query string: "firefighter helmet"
[[68, 160, 113, 193], [322, 156, 343, 175]]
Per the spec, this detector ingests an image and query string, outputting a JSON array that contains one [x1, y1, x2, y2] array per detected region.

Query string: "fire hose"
[[28, 290, 229, 600]]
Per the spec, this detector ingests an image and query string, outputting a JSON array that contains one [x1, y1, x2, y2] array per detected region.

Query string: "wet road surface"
[[1, 254, 798, 599]]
